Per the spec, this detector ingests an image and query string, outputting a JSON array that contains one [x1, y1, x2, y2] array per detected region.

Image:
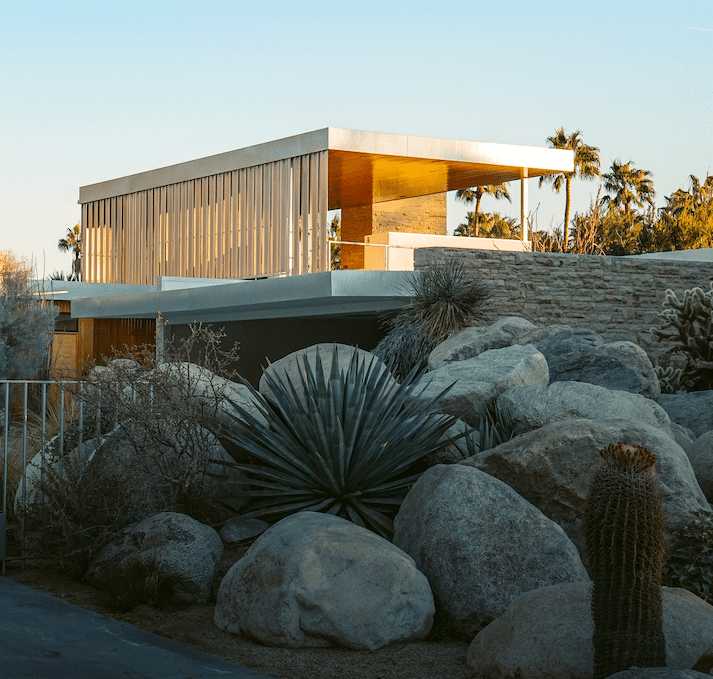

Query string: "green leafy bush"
[[652, 283, 713, 391], [373, 259, 491, 380], [220, 346, 458, 538], [664, 509, 713, 605]]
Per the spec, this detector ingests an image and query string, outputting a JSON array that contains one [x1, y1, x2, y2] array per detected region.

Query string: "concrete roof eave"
[[70, 270, 416, 325]]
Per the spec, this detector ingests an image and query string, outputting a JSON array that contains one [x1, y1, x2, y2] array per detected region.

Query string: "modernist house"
[[52, 128, 574, 384]]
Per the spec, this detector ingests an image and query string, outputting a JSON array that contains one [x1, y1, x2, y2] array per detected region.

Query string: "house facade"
[[59, 128, 574, 381]]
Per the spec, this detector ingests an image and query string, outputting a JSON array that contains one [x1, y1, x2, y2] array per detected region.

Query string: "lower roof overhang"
[[70, 270, 415, 325]]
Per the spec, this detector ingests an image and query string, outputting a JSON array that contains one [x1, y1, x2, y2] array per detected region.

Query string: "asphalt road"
[[0, 575, 276, 679]]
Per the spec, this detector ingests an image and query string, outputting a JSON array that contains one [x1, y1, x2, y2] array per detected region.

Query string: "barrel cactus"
[[584, 442, 667, 679]]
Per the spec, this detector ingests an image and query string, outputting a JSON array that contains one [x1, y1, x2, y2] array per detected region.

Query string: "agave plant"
[[219, 346, 458, 538]]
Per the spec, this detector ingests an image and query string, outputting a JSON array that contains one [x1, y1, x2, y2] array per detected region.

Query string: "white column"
[[520, 167, 529, 242]]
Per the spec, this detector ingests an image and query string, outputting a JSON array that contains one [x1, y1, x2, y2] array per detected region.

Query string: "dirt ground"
[[2, 543, 478, 679]]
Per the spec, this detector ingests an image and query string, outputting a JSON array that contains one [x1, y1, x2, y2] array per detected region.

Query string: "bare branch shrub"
[[24, 323, 242, 576]]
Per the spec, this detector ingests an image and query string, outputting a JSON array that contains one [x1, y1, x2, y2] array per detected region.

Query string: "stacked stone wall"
[[372, 193, 447, 235], [414, 248, 713, 354]]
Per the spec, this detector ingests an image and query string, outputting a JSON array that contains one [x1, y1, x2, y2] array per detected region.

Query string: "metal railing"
[[1, 379, 86, 574]]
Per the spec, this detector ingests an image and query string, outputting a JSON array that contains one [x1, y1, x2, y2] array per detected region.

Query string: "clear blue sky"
[[2, 1, 711, 277]]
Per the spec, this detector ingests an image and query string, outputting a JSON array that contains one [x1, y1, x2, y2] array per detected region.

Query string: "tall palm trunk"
[[474, 193, 483, 237]]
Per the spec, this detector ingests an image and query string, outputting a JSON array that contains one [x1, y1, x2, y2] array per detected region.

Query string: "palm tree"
[[58, 224, 82, 280], [455, 184, 511, 237], [601, 160, 655, 218], [666, 174, 713, 218], [539, 128, 601, 250], [455, 212, 519, 239]]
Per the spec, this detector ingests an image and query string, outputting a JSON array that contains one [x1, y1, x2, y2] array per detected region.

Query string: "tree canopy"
[[539, 128, 601, 250], [455, 184, 511, 237]]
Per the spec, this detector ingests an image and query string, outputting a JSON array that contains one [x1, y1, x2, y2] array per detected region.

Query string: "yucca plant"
[[219, 346, 458, 538], [373, 259, 491, 380]]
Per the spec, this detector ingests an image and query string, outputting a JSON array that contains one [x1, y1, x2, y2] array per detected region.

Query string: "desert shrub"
[[1, 425, 27, 521], [652, 283, 713, 391], [664, 509, 713, 605], [23, 323, 242, 576], [0, 252, 57, 380], [478, 400, 516, 452], [372, 258, 491, 380], [26, 449, 142, 577], [219, 345, 458, 539], [456, 400, 517, 458], [100, 557, 187, 612]]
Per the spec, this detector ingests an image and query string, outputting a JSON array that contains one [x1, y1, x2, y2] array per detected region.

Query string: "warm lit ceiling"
[[327, 149, 564, 209]]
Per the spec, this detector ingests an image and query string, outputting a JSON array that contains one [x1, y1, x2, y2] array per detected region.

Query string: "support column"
[[520, 168, 529, 242]]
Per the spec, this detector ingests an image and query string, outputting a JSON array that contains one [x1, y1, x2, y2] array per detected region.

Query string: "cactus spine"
[[584, 442, 666, 679]]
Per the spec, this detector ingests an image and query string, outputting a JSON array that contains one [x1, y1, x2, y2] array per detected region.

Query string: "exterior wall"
[[170, 314, 386, 387], [341, 193, 447, 270], [414, 248, 713, 353], [341, 204, 373, 270], [372, 193, 447, 235], [51, 333, 78, 379], [81, 151, 328, 284], [74, 317, 155, 371], [364, 232, 530, 271]]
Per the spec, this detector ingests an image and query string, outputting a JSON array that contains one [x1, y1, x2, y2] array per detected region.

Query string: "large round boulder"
[[427, 316, 536, 369], [462, 418, 708, 562], [684, 430, 713, 502], [392, 464, 588, 638], [467, 582, 713, 679], [659, 391, 713, 438], [411, 344, 549, 426], [214, 512, 434, 650], [259, 343, 396, 408], [533, 331, 661, 399], [86, 512, 223, 605], [498, 381, 672, 436], [155, 362, 267, 432]]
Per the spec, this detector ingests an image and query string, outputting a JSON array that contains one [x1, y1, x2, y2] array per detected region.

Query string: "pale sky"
[[1, 1, 711, 277]]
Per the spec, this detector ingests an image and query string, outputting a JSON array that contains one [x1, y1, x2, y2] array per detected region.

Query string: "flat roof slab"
[[70, 270, 415, 325], [79, 128, 574, 208]]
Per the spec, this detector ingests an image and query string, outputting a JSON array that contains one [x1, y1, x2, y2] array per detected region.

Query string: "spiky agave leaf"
[[220, 345, 457, 538]]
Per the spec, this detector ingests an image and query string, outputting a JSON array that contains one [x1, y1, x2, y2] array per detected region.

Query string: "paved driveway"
[[0, 576, 276, 679]]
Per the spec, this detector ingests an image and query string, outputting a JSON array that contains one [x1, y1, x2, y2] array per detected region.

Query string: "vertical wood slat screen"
[[81, 151, 328, 284]]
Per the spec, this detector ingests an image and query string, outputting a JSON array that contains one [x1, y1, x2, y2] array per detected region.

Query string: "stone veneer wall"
[[341, 193, 447, 269], [414, 248, 713, 354]]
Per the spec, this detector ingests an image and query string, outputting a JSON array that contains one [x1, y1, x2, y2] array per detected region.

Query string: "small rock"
[[219, 519, 270, 544]]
